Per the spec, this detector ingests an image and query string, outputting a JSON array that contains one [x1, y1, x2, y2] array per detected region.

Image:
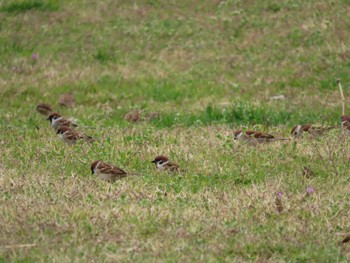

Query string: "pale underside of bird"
[[151, 155, 180, 172], [91, 160, 127, 182]]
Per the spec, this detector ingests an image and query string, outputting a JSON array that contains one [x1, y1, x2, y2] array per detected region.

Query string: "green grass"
[[0, 0, 59, 13], [0, 0, 350, 261]]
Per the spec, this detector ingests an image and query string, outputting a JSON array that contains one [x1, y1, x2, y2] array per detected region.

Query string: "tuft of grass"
[[150, 103, 340, 128], [0, 0, 59, 13], [93, 48, 115, 64]]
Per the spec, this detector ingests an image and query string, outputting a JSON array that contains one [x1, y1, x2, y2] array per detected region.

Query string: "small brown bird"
[[151, 156, 180, 172], [234, 130, 275, 140], [291, 124, 334, 138], [124, 109, 142, 123], [341, 115, 350, 131], [341, 115, 350, 124], [91, 160, 127, 182], [56, 126, 94, 145], [59, 92, 75, 108], [234, 130, 284, 144], [36, 103, 52, 116], [275, 193, 283, 213], [47, 112, 77, 131]]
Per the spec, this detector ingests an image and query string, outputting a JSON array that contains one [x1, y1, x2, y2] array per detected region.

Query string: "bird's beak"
[[91, 169, 95, 175], [151, 160, 156, 163]]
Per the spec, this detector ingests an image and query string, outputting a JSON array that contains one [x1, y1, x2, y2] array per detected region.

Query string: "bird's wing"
[[57, 118, 72, 127], [245, 130, 256, 136], [99, 163, 127, 175], [257, 132, 274, 139], [301, 124, 313, 132], [247, 131, 274, 139], [165, 162, 179, 171], [64, 130, 80, 140]]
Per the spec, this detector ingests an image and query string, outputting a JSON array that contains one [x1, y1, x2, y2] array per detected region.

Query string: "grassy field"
[[1, 0, 350, 261]]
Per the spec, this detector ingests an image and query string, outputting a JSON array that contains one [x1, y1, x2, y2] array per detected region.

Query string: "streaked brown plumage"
[[91, 160, 127, 182], [245, 130, 275, 139], [47, 112, 77, 131], [341, 115, 350, 124], [36, 103, 52, 116], [233, 129, 285, 145], [56, 126, 94, 145], [59, 92, 75, 108], [124, 109, 142, 123], [341, 115, 350, 130], [291, 124, 335, 138]]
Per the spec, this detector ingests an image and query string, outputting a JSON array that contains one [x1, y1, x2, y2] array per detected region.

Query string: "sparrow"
[[56, 126, 94, 145], [234, 130, 284, 144], [291, 124, 335, 138], [341, 115, 350, 128], [151, 155, 180, 172], [91, 160, 127, 182], [36, 103, 53, 116], [124, 109, 143, 123], [59, 92, 75, 108], [47, 112, 77, 131]]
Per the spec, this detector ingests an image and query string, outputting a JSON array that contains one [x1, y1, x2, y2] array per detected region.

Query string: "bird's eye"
[[158, 161, 163, 164]]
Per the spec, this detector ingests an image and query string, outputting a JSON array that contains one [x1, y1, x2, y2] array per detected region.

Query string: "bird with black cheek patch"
[[290, 124, 335, 138], [90, 161, 128, 182], [56, 126, 94, 145], [151, 155, 180, 172], [47, 112, 77, 131]]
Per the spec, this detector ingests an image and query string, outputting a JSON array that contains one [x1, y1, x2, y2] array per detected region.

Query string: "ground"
[[0, 0, 350, 262]]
